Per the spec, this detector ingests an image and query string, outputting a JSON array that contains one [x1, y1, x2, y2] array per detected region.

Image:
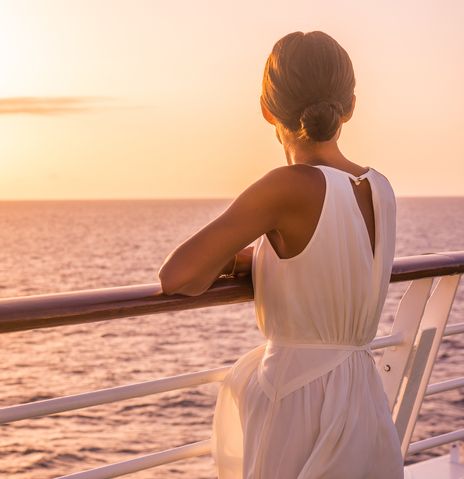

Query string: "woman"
[[158, 31, 404, 478]]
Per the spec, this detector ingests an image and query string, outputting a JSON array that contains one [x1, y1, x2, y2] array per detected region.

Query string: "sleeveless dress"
[[211, 164, 404, 479]]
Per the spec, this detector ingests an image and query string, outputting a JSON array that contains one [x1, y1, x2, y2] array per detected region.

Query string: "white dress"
[[211, 164, 404, 478]]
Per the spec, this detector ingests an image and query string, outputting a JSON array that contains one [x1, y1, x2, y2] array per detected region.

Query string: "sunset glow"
[[0, 0, 463, 199]]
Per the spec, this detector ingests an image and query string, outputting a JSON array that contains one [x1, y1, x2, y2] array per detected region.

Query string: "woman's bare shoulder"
[[250, 164, 324, 217], [259, 163, 322, 190], [269, 163, 324, 197]]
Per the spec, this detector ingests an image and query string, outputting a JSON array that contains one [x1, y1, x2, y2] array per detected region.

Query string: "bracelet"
[[230, 254, 238, 276]]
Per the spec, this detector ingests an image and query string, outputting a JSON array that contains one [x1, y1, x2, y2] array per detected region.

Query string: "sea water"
[[0, 197, 463, 478]]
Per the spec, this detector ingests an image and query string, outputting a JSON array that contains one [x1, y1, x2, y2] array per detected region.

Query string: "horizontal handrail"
[[56, 427, 464, 478], [407, 428, 464, 455], [443, 321, 464, 336], [0, 333, 403, 424], [0, 366, 230, 424], [57, 439, 211, 479], [425, 377, 464, 396], [0, 251, 463, 334], [0, 278, 248, 333], [391, 251, 464, 281], [59, 426, 464, 478]]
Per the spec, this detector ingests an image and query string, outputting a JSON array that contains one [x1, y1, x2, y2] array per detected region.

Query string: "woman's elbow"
[[158, 268, 207, 296], [159, 275, 178, 295], [158, 266, 181, 295]]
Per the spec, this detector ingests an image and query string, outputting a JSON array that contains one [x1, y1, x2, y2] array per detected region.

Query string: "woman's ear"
[[260, 96, 276, 125]]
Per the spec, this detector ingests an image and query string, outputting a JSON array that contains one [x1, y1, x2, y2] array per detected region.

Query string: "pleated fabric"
[[211, 164, 404, 478]]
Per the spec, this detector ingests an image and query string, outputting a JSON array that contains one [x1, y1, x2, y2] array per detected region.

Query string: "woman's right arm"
[[158, 165, 299, 296]]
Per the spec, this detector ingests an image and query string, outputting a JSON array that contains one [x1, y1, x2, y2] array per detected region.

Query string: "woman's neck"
[[280, 127, 349, 168]]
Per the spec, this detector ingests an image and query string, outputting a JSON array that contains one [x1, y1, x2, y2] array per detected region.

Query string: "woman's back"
[[252, 163, 397, 345], [212, 164, 404, 478]]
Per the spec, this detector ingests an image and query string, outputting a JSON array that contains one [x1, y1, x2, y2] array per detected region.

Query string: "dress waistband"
[[267, 338, 373, 351]]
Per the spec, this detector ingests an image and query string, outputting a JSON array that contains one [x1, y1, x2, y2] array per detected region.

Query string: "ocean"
[[0, 197, 463, 478]]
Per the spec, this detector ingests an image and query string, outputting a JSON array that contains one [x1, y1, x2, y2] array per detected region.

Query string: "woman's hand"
[[220, 246, 254, 277], [236, 246, 254, 276]]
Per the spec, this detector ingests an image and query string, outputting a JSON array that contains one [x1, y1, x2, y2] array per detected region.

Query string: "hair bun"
[[299, 99, 343, 142]]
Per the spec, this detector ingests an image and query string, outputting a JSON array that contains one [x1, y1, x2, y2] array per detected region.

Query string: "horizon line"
[[0, 195, 463, 201]]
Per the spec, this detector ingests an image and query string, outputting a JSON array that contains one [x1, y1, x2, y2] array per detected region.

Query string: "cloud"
[[0, 96, 112, 115]]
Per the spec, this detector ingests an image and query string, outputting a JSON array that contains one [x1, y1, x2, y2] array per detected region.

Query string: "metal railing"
[[0, 250, 463, 478]]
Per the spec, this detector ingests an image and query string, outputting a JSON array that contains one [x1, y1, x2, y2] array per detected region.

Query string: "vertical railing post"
[[392, 274, 461, 458], [378, 277, 434, 412]]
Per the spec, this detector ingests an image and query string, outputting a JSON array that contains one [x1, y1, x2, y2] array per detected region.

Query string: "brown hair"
[[261, 31, 356, 142]]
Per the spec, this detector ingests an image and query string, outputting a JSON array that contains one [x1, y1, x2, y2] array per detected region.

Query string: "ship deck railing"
[[0, 251, 463, 479]]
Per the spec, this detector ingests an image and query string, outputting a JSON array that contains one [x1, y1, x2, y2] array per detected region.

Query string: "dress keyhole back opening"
[[348, 176, 376, 259]]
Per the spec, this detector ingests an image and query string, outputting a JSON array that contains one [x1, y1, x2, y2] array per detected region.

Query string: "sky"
[[0, 0, 463, 199]]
